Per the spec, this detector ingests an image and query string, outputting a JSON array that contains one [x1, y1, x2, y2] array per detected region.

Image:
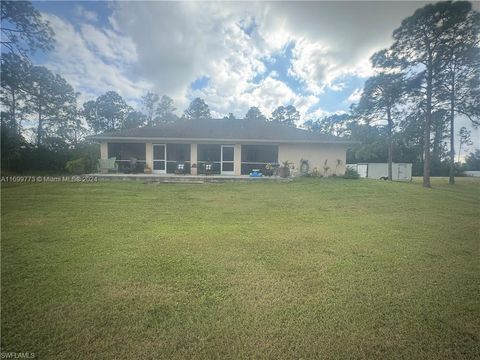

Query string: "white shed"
[[347, 163, 412, 181]]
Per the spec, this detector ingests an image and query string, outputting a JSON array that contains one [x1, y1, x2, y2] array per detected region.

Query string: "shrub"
[[69, 142, 100, 173], [343, 167, 360, 179], [310, 167, 321, 177], [65, 158, 88, 174], [279, 160, 292, 178]]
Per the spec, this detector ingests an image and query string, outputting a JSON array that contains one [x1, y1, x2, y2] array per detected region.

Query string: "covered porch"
[[99, 141, 279, 176]]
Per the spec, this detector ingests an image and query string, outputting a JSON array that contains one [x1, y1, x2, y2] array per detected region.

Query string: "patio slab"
[[88, 173, 292, 183]]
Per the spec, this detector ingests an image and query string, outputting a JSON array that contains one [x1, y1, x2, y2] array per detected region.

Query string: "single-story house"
[[89, 118, 354, 176]]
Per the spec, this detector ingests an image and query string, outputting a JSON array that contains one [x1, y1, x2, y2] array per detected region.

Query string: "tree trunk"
[[448, 87, 455, 185], [423, 65, 433, 188], [387, 106, 393, 181], [11, 88, 17, 134], [458, 139, 462, 163], [36, 89, 43, 146], [431, 112, 444, 175]]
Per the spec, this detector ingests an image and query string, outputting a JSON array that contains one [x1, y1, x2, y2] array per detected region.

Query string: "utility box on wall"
[[347, 163, 412, 181]]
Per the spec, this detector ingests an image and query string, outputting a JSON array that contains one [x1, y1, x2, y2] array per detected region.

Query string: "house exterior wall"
[[101, 140, 348, 176], [234, 144, 241, 176], [190, 143, 198, 175], [278, 143, 347, 176], [146, 143, 153, 170], [100, 142, 108, 160]]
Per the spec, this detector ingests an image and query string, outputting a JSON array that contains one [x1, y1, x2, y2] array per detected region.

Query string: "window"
[[166, 144, 190, 162], [198, 144, 221, 162], [241, 145, 278, 163], [197, 144, 222, 175], [165, 144, 190, 174], [108, 143, 146, 161], [241, 145, 278, 175]]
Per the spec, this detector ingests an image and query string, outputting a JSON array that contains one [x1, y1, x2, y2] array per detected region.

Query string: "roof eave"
[[86, 135, 357, 145]]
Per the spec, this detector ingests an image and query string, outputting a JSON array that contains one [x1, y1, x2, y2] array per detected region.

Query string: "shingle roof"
[[88, 118, 354, 144]]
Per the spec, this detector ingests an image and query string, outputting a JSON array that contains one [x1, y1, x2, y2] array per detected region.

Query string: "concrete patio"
[[89, 173, 292, 183]]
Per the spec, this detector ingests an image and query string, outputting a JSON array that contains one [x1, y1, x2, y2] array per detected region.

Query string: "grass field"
[[1, 177, 479, 359]]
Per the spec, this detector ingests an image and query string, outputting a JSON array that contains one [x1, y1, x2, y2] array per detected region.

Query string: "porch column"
[[100, 142, 108, 159], [190, 143, 198, 175], [146, 143, 153, 170], [234, 144, 241, 176]]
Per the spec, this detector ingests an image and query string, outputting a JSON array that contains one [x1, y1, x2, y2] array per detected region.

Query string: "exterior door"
[[357, 164, 368, 178], [397, 164, 406, 181], [153, 144, 166, 174], [221, 145, 234, 175]]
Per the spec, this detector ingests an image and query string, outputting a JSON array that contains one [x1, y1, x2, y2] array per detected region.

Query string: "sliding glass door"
[[152, 144, 166, 174], [221, 145, 234, 175]]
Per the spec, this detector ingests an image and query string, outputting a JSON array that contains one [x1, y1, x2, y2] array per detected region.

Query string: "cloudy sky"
[[33, 1, 478, 152]]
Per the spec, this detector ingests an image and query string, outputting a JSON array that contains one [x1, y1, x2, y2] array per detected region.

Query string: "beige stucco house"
[[90, 118, 353, 176]]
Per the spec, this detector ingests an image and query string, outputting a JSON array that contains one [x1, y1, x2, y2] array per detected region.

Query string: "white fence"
[[464, 171, 480, 177], [347, 163, 412, 181]]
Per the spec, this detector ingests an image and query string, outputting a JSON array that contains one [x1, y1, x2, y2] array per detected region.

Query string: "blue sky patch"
[[191, 76, 210, 91]]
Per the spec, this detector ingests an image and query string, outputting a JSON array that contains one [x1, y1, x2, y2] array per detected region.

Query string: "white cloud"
[[40, 13, 150, 107], [80, 24, 137, 64], [304, 108, 348, 121], [74, 5, 98, 23], [110, 2, 328, 120], [112, 2, 252, 99], [288, 38, 331, 95], [347, 88, 363, 104], [40, 1, 432, 118], [261, 2, 429, 87], [33, 1, 480, 151], [110, 1, 427, 111]]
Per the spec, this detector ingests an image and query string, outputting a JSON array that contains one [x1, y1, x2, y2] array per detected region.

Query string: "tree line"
[[305, 1, 479, 185], [1, 1, 479, 182]]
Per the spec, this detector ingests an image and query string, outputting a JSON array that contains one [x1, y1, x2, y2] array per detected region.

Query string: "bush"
[[1, 134, 100, 174], [65, 158, 88, 174], [69, 142, 100, 173], [311, 167, 321, 177], [343, 167, 360, 179]]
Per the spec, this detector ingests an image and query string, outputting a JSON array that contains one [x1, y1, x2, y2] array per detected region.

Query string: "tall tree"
[[435, 2, 480, 184], [94, 91, 132, 131], [29, 66, 77, 146], [83, 100, 98, 133], [125, 111, 147, 129], [1, 0, 54, 57], [84, 91, 134, 133], [141, 91, 159, 125], [388, 2, 465, 187], [465, 150, 480, 170], [457, 126, 473, 162], [355, 72, 405, 180], [245, 106, 266, 121], [183, 97, 211, 120], [223, 113, 236, 120], [154, 95, 178, 124], [271, 105, 299, 127], [430, 109, 449, 175], [396, 107, 426, 168], [0, 53, 32, 134], [64, 105, 86, 147], [345, 122, 389, 164], [303, 113, 349, 137]]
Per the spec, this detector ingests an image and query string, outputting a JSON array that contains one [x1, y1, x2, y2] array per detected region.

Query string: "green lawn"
[[1, 177, 479, 359]]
